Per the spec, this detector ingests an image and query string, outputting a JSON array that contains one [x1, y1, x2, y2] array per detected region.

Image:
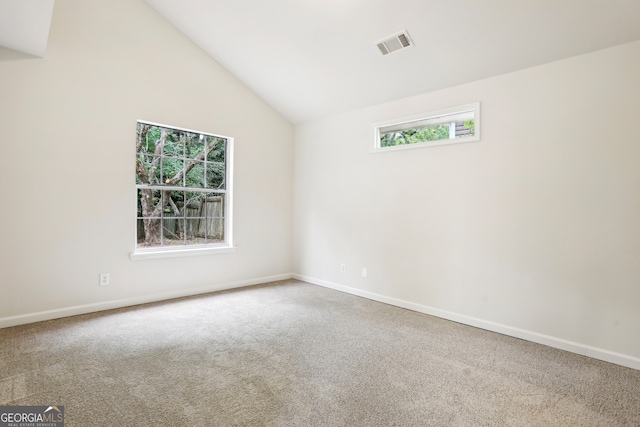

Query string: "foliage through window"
[[135, 121, 232, 251], [373, 103, 480, 152]]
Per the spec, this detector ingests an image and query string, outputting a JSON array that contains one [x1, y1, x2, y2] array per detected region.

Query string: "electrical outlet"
[[362, 267, 368, 278], [340, 263, 346, 274], [99, 273, 110, 286]]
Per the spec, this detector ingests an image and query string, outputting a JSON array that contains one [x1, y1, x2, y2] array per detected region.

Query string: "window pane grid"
[[135, 121, 229, 250], [136, 190, 226, 248]]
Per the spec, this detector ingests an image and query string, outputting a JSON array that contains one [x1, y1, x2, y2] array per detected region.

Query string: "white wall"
[[1, 0, 638, 371], [293, 41, 640, 366], [0, 0, 293, 323]]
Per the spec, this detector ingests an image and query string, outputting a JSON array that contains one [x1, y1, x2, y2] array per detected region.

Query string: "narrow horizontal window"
[[373, 102, 480, 152]]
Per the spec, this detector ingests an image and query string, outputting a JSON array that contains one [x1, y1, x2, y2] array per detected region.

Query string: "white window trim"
[[130, 244, 236, 261], [131, 120, 234, 261], [371, 102, 480, 153]]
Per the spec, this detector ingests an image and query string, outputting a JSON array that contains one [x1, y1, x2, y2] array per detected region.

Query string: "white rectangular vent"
[[375, 30, 413, 56]]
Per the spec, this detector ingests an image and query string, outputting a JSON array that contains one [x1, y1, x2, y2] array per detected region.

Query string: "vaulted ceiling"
[[3, 0, 640, 124]]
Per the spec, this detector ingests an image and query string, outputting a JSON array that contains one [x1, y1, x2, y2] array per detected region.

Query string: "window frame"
[[372, 102, 480, 153], [131, 120, 235, 261]]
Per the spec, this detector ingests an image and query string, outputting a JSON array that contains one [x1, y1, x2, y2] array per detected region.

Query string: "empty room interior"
[[1, 0, 639, 425]]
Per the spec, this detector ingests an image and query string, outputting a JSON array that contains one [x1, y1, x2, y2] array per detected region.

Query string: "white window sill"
[[130, 245, 236, 261], [370, 135, 479, 153]]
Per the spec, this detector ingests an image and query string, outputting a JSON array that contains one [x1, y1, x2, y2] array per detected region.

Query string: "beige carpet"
[[1, 279, 639, 426]]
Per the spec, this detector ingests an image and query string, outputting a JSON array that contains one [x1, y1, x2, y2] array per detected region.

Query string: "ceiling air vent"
[[375, 30, 414, 56]]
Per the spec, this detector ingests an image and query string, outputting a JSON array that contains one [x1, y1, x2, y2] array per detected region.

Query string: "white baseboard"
[[294, 274, 640, 371], [5, 272, 638, 371], [0, 273, 294, 329]]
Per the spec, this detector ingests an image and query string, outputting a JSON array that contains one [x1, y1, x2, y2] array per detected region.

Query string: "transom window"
[[373, 102, 480, 152], [134, 121, 233, 255]]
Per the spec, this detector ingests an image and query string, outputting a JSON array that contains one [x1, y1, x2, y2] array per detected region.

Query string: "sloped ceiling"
[[145, 0, 640, 124], [0, 0, 54, 57], [2, 0, 639, 123]]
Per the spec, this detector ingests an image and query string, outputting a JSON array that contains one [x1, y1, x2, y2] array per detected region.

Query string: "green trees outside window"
[[380, 120, 474, 147], [135, 122, 229, 248]]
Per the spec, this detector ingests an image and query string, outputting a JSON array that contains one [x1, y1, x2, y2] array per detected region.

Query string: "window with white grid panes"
[[135, 121, 233, 252]]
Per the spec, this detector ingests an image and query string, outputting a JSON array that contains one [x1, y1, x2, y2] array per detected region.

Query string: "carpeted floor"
[[1, 279, 639, 426]]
